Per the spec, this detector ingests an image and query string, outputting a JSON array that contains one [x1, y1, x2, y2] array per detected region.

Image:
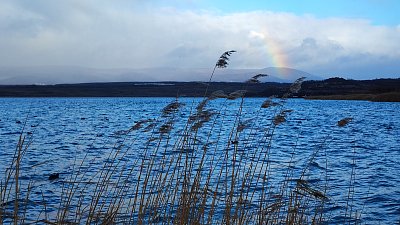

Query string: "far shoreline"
[[305, 92, 400, 102], [1, 96, 399, 102], [0, 78, 399, 102]]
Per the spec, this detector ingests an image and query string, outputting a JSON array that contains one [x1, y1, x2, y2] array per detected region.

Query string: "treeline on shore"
[[0, 77, 399, 102]]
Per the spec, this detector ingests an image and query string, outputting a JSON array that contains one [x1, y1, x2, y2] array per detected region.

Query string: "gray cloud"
[[0, 0, 399, 83]]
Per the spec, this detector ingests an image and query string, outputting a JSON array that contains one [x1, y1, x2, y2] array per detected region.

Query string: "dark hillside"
[[299, 78, 400, 102], [0, 78, 399, 101], [0, 82, 289, 97]]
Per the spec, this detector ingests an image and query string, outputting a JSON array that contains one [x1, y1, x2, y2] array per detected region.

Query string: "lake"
[[0, 97, 399, 224]]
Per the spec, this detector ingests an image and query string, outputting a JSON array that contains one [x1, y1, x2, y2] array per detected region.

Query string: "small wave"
[[1, 131, 21, 135]]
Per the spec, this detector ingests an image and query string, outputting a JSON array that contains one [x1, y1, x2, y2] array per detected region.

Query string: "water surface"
[[0, 97, 399, 224]]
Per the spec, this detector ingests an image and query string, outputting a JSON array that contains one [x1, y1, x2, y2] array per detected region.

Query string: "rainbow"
[[250, 29, 291, 78]]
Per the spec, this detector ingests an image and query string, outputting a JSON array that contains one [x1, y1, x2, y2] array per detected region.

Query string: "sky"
[[1, 0, 400, 83]]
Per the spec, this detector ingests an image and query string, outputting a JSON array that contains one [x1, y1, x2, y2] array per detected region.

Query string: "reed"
[[0, 51, 360, 224]]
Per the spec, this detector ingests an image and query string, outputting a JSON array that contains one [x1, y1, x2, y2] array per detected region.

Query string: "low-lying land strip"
[[0, 77, 399, 101]]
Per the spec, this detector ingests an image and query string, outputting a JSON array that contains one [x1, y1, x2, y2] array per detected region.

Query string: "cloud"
[[0, 0, 399, 82]]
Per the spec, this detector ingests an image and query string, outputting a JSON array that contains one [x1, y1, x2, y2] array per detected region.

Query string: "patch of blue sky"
[[154, 0, 400, 26]]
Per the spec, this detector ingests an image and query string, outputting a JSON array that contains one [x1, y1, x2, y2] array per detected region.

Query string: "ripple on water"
[[0, 98, 399, 224]]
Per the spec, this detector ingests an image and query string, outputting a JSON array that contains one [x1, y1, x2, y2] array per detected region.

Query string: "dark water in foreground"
[[0, 97, 399, 224]]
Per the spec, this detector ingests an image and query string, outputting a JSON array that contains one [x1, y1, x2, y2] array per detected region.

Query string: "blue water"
[[0, 97, 399, 224]]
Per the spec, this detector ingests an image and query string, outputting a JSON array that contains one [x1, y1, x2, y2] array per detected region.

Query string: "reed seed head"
[[273, 115, 286, 126], [273, 109, 293, 126], [237, 119, 253, 132], [261, 97, 280, 108], [144, 123, 156, 132], [216, 50, 236, 68], [296, 179, 328, 200], [246, 73, 268, 84], [189, 110, 216, 130], [337, 117, 353, 127], [162, 100, 182, 116], [227, 90, 247, 100], [129, 119, 155, 131], [208, 90, 228, 100], [159, 120, 174, 133], [289, 77, 306, 94]]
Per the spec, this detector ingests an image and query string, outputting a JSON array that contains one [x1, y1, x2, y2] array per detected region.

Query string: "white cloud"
[[0, 0, 399, 81]]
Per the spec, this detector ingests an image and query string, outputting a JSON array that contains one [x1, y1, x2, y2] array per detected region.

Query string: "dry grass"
[[0, 52, 360, 225]]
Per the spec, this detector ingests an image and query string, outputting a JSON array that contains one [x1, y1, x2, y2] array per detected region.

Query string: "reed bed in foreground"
[[0, 52, 359, 225]]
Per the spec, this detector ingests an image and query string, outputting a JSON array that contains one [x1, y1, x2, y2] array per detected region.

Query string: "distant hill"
[[0, 66, 320, 85], [256, 67, 321, 82]]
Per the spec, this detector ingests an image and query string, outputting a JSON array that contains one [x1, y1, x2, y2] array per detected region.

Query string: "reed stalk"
[[0, 51, 363, 225]]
